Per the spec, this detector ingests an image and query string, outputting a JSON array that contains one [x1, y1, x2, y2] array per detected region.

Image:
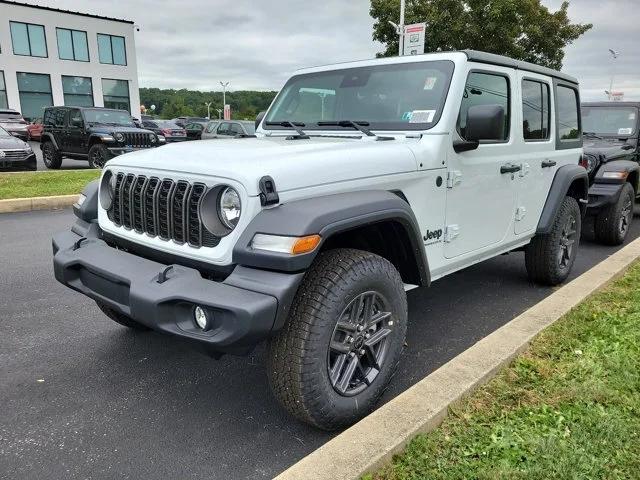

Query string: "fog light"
[[193, 306, 211, 331]]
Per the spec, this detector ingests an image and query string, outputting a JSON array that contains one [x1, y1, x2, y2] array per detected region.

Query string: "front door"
[[444, 68, 518, 259], [65, 109, 86, 155]]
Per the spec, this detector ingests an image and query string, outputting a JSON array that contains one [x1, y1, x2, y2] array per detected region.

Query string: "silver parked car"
[[201, 120, 255, 139]]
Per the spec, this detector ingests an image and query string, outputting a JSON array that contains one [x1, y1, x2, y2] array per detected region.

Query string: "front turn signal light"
[[251, 234, 321, 255], [602, 171, 629, 180]]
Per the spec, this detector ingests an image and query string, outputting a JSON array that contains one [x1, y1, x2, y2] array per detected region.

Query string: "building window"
[[56, 28, 89, 62], [522, 79, 551, 141], [97, 34, 126, 65], [17, 72, 53, 121], [10, 22, 48, 57], [0, 72, 7, 109], [62, 76, 94, 107], [102, 79, 130, 111]]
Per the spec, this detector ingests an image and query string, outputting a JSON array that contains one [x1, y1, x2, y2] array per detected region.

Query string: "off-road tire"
[[267, 248, 408, 431], [42, 141, 62, 169], [96, 301, 150, 331], [525, 196, 581, 286], [88, 143, 112, 169], [594, 182, 634, 246]]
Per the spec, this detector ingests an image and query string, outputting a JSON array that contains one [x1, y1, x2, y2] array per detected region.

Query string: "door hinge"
[[446, 170, 462, 188], [515, 206, 527, 221], [444, 224, 460, 242]]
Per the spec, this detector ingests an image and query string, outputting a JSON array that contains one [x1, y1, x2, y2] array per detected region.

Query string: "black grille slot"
[[107, 173, 218, 248], [123, 132, 152, 148]]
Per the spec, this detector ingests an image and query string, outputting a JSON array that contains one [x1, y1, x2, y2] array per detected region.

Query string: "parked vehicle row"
[[0, 109, 29, 141], [0, 124, 36, 171]]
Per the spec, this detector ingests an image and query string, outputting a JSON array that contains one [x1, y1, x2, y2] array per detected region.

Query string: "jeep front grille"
[[123, 132, 154, 148], [107, 173, 219, 248]]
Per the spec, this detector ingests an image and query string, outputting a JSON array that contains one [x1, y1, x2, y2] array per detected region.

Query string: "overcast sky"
[[22, 0, 640, 100]]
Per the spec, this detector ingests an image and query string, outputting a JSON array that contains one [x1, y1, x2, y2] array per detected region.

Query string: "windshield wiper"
[[316, 120, 393, 141], [265, 121, 309, 139], [583, 131, 603, 140]]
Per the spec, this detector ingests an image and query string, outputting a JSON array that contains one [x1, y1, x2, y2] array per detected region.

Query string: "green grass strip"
[[0, 170, 100, 200], [367, 262, 640, 480]]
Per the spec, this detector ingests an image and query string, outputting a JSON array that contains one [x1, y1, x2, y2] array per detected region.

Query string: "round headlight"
[[586, 155, 598, 173], [114, 132, 125, 142], [99, 170, 115, 210], [218, 187, 241, 229], [150, 134, 157, 143]]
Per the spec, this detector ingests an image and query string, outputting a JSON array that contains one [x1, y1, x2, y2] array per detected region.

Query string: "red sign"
[[224, 104, 231, 120]]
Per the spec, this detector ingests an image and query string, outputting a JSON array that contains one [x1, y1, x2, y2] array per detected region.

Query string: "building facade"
[[0, 0, 141, 120]]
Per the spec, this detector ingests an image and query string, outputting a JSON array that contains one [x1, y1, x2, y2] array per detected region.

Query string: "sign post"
[[223, 104, 231, 120], [403, 22, 426, 56]]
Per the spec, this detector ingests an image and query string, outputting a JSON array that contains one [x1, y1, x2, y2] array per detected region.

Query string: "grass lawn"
[[366, 263, 640, 480], [0, 170, 100, 200]]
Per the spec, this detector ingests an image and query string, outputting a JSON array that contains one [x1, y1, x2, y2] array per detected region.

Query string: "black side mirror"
[[454, 104, 505, 153], [255, 111, 266, 130], [70, 118, 83, 129]]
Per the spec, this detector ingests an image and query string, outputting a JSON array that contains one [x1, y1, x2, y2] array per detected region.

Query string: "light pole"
[[388, 0, 406, 56], [204, 101, 213, 119], [216, 108, 222, 120], [608, 48, 619, 100], [220, 81, 229, 110]]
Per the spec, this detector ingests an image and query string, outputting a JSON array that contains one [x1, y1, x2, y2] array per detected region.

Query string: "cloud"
[[18, 0, 640, 100]]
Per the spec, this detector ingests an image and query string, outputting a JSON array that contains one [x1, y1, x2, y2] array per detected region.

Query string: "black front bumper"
[[586, 182, 624, 214], [52, 226, 303, 355], [0, 153, 36, 171]]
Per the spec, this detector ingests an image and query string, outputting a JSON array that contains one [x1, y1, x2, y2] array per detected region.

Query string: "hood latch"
[[259, 176, 279, 206]]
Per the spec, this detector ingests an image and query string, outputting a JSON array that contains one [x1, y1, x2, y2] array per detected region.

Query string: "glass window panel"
[[72, 30, 89, 61], [17, 73, 52, 121], [62, 76, 92, 95], [0, 71, 5, 90], [57, 28, 74, 60], [64, 94, 94, 107], [0, 91, 7, 110], [17, 72, 51, 92], [557, 86, 580, 140], [522, 80, 550, 141], [97, 34, 113, 64], [111, 36, 126, 65], [457, 72, 510, 141], [102, 79, 129, 96], [10, 22, 30, 56], [27, 24, 47, 57]]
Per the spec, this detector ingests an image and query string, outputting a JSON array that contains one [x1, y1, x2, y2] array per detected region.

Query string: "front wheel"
[[42, 141, 62, 169], [525, 196, 581, 286], [594, 182, 634, 246], [88, 143, 112, 169], [267, 248, 408, 430]]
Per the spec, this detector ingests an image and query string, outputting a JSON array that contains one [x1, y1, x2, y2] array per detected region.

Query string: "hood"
[[106, 136, 420, 195], [0, 135, 28, 149], [0, 121, 28, 131], [583, 136, 636, 162]]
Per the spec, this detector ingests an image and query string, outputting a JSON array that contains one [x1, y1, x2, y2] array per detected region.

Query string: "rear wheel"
[[88, 143, 111, 169], [42, 141, 62, 169], [96, 301, 150, 331], [267, 248, 407, 430], [525, 196, 581, 286], [594, 182, 634, 246]]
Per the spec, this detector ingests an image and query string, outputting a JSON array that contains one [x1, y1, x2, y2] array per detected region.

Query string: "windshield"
[[83, 109, 135, 127], [156, 120, 181, 128], [0, 125, 10, 136], [265, 60, 454, 131], [582, 106, 638, 136]]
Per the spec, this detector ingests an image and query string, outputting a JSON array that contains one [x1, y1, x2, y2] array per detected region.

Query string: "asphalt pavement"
[[2, 208, 639, 480], [29, 140, 92, 171]]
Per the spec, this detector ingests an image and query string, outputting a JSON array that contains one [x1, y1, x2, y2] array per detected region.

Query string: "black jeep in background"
[[41, 106, 165, 169], [581, 102, 640, 245]]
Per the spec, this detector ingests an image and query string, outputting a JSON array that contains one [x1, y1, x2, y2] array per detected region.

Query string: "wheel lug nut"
[[347, 336, 353, 343], [357, 325, 364, 332], [349, 352, 356, 357], [359, 349, 365, 356], [365, 333, 370, 339]]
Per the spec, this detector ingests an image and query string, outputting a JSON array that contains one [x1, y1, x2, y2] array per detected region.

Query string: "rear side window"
[[457, 71, 510, 142], [522, 79, 550, 141], [43, 108, 66, 127], [556, 85, 580, 141]]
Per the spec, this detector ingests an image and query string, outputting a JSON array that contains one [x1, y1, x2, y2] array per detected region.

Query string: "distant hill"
[[139, 87, 278, 120]]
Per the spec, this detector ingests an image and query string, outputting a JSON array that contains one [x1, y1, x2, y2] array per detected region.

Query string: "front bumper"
[[586, 182, 624, 214], [52, 225, 303, 355], [0, 152, 36, 171]]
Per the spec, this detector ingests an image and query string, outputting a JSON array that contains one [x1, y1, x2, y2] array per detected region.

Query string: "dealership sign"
[[224, 104, 231, 120], [403, 23, 426, 56]]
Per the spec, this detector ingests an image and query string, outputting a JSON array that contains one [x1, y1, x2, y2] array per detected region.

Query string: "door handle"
[[541, 159, 557, 168], [500, 164, 522, 174]]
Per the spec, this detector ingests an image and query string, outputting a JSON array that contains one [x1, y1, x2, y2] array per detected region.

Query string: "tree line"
[[139, 88, 278, 120]]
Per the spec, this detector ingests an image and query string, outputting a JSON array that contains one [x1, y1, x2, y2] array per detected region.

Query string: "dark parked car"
[[27, 117, 44, 141], [142, 119, 187, 142], [172, 116, 208, 128], [0, 125, 36, 171], [580, 102, 640, 245], [201, 120, 255, 139], [0, 109, 29, 141], [41, 106, 165, 169], [184, 120, 209, 140]]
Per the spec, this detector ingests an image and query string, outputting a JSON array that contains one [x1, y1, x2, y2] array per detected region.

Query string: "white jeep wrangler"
[[53, 50, 587, 430]]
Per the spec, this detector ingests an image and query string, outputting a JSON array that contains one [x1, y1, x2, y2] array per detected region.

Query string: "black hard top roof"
[[582, 102, 640, 108], [463, 50, 578, 85]]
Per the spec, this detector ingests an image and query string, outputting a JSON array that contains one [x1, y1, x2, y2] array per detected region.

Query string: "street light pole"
[[608, 49, 619, 100], [204, 101, 212, 119], [220, 81, 229, 110], [216, 108, 222, 120], [388, 0, 406, 57]]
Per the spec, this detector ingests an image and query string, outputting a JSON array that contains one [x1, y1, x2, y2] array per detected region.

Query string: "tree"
[[370, 0, 592, 70]]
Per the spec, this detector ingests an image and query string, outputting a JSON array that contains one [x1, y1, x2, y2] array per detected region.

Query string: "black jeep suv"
[[41, 106, 165, 169], [580, 102, 640, 245]]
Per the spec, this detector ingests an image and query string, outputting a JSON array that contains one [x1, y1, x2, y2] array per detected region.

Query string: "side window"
[[556, 85, 580, 141], [229, 123, 243, 135], [457, 71, 510, 142], [522, 79, 550, 141], [205, 122, 218, 133], [217, 123, 231, 135], [54, 109, 66, 127], [68, 109, 83, 127]]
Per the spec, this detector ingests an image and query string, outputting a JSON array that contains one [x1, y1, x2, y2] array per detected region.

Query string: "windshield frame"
[[82, 108, 135, 127], [0, 125, 11, 137], [263, 60, 455, 132], [581, 105, 639, 138]]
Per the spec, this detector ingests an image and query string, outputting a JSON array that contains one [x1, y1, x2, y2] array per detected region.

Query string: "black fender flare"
[[593, 160, 640, 190], [537, 164, 588, 235], [233, 190, 430, 285], [40, 132, 59, 150]]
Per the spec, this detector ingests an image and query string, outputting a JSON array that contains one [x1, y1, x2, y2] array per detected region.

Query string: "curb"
[[0, 194, 78, 214], [275, 237, 640, 480]]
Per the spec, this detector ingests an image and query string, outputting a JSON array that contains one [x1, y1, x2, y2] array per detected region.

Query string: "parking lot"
[[29, 140, 92, 171], [2, 207, 638, 480]]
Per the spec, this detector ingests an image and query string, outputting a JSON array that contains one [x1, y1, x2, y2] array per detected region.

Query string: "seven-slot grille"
[[107, 173, 219, 248], [1, 149, 31, 161], [123, 132, 154, 148]]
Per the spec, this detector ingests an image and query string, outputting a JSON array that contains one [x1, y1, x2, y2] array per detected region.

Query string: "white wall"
[[0, 2, 140, 117]]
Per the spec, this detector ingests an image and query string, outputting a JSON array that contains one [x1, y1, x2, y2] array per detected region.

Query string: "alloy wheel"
[[619, 197, 633, 236], [558, 214, 577, 269]]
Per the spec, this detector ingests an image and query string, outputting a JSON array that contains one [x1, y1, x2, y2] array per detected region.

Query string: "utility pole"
[[388, 0, 406, 56], [220, 81, 229, 109], [204, 101, 212, 119]]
